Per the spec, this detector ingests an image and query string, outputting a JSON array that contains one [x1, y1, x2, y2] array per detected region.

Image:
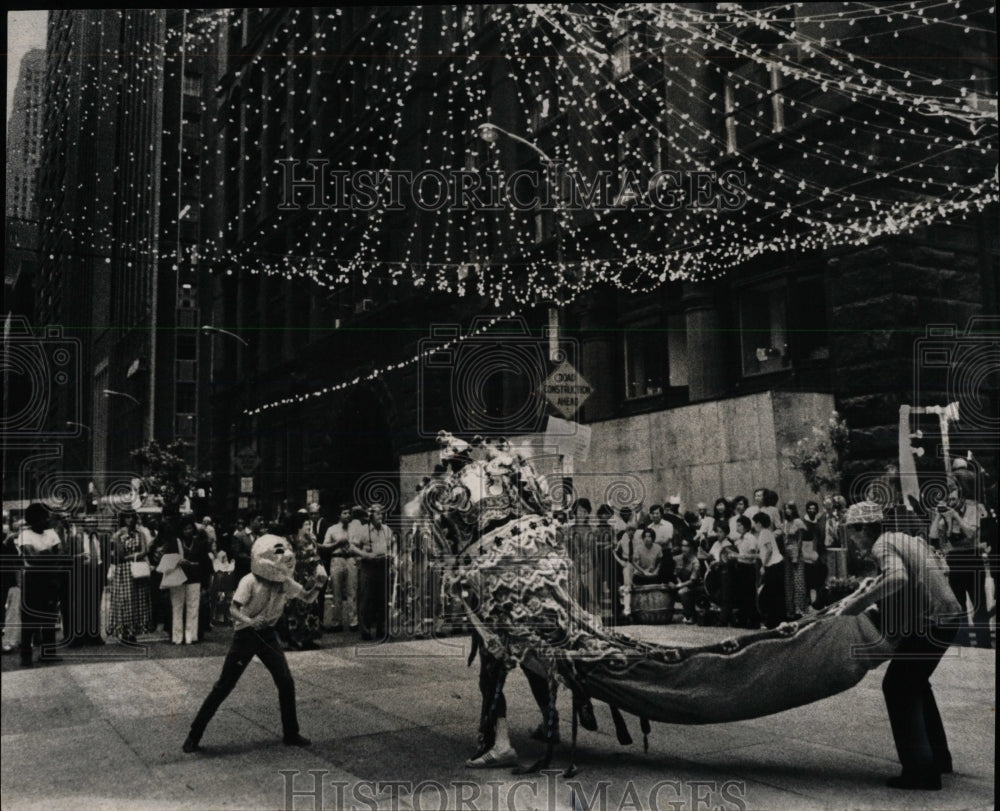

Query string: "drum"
[[631, 584, 675, 624]]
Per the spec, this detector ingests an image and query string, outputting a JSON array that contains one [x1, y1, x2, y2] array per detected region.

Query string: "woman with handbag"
[[108, 511, 152, 643], [169, 516, 213, 645]]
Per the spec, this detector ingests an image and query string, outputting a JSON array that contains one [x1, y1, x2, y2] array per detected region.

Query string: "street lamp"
[[103, 389, 140, 406], [476, 121, 565, 362], [200, 325, 249, 347]]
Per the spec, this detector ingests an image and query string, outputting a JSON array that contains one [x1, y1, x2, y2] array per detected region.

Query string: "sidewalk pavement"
[[1, 623, 994, 811]]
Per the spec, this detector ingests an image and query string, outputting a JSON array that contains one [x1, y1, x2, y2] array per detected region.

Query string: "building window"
[[176, 382, 196, 413], [791, 275, 830, 363], [617, 125, 660, 205], [739, 278, 789, 376], [666, 313, 688, 388], [624, 325, 664, 399]]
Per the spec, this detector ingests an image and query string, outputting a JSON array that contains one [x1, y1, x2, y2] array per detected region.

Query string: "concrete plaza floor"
[[1, 623, 994, 810]]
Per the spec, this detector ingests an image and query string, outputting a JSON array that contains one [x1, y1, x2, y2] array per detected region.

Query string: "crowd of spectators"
[[557, 475, 995, 643], [3, 464, 994, 664]]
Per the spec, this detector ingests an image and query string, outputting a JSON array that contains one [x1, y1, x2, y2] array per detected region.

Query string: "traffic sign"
[[543, 361, 593, 419]]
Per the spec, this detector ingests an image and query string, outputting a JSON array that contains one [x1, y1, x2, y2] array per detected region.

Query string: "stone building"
[[208, 5, 997, 519]]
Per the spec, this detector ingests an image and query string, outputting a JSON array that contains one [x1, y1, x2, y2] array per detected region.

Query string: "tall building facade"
[[208, 5, 996, 520], [3, 49, 47, 503], [31, 10, 220, 508]]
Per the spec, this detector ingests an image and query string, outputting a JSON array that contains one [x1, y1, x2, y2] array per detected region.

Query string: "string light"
[[26, 5, 997, 316]]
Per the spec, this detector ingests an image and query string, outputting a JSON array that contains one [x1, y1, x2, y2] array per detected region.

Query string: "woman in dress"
[[781, 502, 810, 618], [107, 511, 152, 643], [279, 513, 327, 650]]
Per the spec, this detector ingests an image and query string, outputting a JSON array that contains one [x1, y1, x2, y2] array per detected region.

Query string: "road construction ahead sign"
[[543, 361, 593, 419]]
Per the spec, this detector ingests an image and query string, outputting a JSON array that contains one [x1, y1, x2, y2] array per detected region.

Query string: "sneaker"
[[465, 746, 519, 768], [283, 734, 311, 747]]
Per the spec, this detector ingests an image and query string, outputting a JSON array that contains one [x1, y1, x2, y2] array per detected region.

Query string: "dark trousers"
[[189, 627, 299, 741], [316, 548, 331, 629], [945, 549, 991, 648], [882, 623, 958, 774], [735, 562, 761, 628], [760, 564, 786, 629], [804, 561, 828, 608], [19, 571, 59, 662], [358, 558, 389, 636], [66, 562, 104, 645]]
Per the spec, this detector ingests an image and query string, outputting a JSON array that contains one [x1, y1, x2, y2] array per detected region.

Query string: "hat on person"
[[844, 501, 883, 525], [202, 516, 213, 524]]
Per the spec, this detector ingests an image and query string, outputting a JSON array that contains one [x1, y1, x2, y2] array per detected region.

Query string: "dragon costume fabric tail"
[[407, 432, 895, 745], [570, 614, 891, 725]]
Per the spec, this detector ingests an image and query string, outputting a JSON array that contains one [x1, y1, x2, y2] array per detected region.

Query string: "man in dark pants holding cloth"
[[183, 534, 314, 752], [836, 501, 961, 791]]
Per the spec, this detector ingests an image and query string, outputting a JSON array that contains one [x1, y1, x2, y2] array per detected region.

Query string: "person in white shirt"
[[644, 504, 674, 550], [15, 503, 63, 666], [356, 505, 393, 640], [696, 502, 715, 541], [733, 514, 761, 628], [752, 512, 785, 629], [183, 534, 314, 753], [321, 505, 359, 632]]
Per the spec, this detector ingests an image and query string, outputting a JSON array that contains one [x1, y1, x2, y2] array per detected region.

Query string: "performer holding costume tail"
[[183, 535, 314, 752]]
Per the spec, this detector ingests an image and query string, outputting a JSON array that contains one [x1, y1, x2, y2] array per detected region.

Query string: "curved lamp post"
[[476, 122, 565, 362]]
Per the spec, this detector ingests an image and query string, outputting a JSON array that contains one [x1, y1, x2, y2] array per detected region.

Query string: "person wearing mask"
[[836, 501, 961, 790], [183, 534, 314, 753], [15, 504, 63, 666]]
